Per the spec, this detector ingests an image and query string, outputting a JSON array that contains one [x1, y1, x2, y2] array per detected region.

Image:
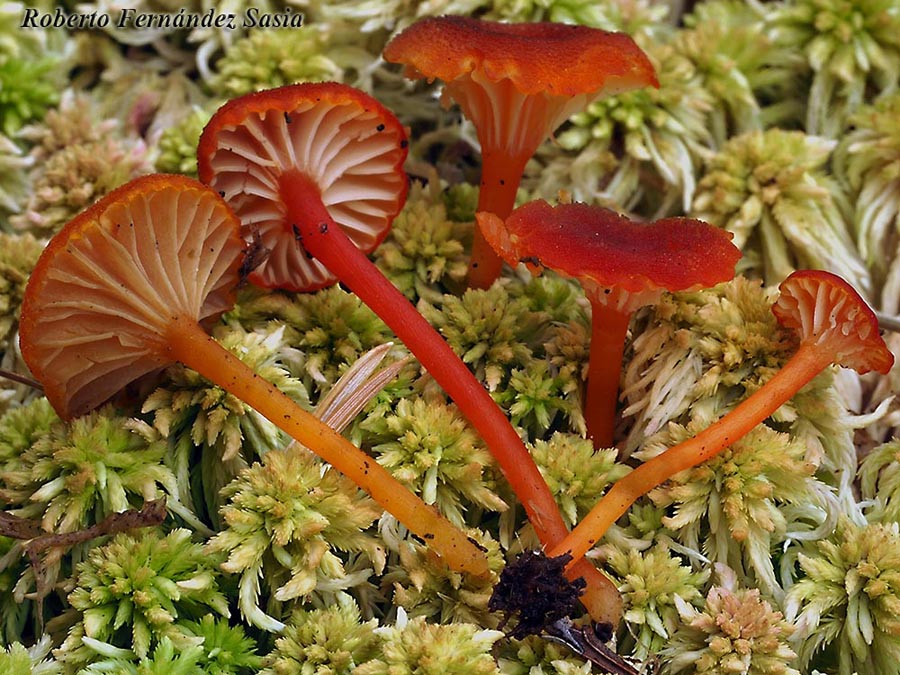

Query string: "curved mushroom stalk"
[[19, 174, 489, 578], [477, 200, 741, 449], [384, 16, 658, 289], [198, 83, 623, 624], [549, 269, 894, 566]]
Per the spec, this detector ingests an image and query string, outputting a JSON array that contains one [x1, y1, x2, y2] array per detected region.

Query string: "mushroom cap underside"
[[477, 200, 741, 295], [20, 174, 246, 419], [773, 269, 894, 375], [197, 82, 409, 292], [383, 15, 658, 96]]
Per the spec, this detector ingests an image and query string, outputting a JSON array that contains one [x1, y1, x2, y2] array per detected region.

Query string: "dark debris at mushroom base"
[[488, 550, 587, 639]]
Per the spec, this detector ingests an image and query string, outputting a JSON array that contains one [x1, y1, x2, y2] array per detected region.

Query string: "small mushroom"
[[198, 83, 623, 625], [477, 200, 741, 448], [384, 16, 658, 289], [549, 269, 894, 566], [19, 174, 488, 577]]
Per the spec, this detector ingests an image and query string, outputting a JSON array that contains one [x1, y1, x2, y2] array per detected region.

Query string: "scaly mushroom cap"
[[20, 174, 246, 419], [384, 16, 657, 96], [384, 16, 657, 164], [477, 200, 741, 310], [197, 82, 409, 292], [773, 270, 894, 375]]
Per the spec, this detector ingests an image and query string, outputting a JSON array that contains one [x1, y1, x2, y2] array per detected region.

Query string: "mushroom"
[[477, 200, 741, 448], [198, 83, 623, 625], [548, 269, 894, 566], [383, 16, 658, 289], [18, 173, 488, 577]]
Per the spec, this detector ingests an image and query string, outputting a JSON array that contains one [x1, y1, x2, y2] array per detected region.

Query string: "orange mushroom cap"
[[383, 16, 658, 97], [773, 269, 894, 375], [20, 174, 246, 419], [197, 82, 409, 292], [385, 16, 657, 291], [477, 200, 741, 306]]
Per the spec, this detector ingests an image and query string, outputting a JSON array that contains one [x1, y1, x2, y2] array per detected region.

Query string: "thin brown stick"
[[7, 499, 168, 627], [0, 368, 42, 390]]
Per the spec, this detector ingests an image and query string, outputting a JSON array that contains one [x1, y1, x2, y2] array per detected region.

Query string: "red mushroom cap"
[[197, 82, 409, 292], [383, 16, 658, 96], [773, 270, 894, 375], [477, 200, 741, 305], [20, 174, 246, 419]]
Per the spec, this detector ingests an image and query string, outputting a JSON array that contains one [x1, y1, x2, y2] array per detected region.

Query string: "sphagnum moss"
[[207, 445, 385, 632], [646, 424, 834, 600], [58, 527, 229, 667], [0, 638, 60, 675], [663, 565, 799, 675], [210, 27, 343, 98], [786, 518, 900, 675], [833, 92, 900, 312], [606, 542, 709, 661], [768, 0, 900, 138], [692, 129, 868, 292], [371, 396, 507, 526], [4, 4, 900, 674], [551, 40, 714, 215], [373, 180, 469, 305]]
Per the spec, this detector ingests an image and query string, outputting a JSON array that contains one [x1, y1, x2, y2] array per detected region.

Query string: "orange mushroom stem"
[[477, 200, 741, 449], [198, 83, 623, 624], [549, 269, 894, 566], [384, 16, 658, 289], [19, 174, 488, 578]]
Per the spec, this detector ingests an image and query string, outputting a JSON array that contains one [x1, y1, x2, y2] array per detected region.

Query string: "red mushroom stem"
[[584, 301, 632, 448], [551, 343, 834, 564], [280, 168, 622, 623], [550, 270, 895, 567], [468, 152, 527, 289], [475, 202, 741, 451]]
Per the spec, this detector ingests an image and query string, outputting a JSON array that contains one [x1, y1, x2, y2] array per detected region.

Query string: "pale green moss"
[[621, 277, 792, 452], [786, 518, 900, 675], [1, 406, 178, 534], [0, 134, 32, 218], [143, 324, 309, 522], [382, 529, 503, 627], [11, 94, 150, 236], [859, 439, 900, 523], [374, 181, 469, 304], [769, 0, 900, 137], [607, 542, 709, 661], [353, 611, 503, 675], [647, 424, 834, 599], [259, 595, 379, 675], [833, 92, 900, 312], [0, 232, 43, 346], [419, 286, 538, 393], [0, 638, 60, 675], [211, 27, 342, 97], [496, 634, 594, 675], [207, 445, 384, 632], [0, 3, 67, 136], [232, 286, 392, 398], [154, 106, 212, 177], [663, 564, 799, 675], [676, 0, 801, 144], [550, 41, 714, 215], [59, 527, 229, 666], [530, 432, 628, 528], [692, 129, 868, 292], [370, 397, 506, 526]]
